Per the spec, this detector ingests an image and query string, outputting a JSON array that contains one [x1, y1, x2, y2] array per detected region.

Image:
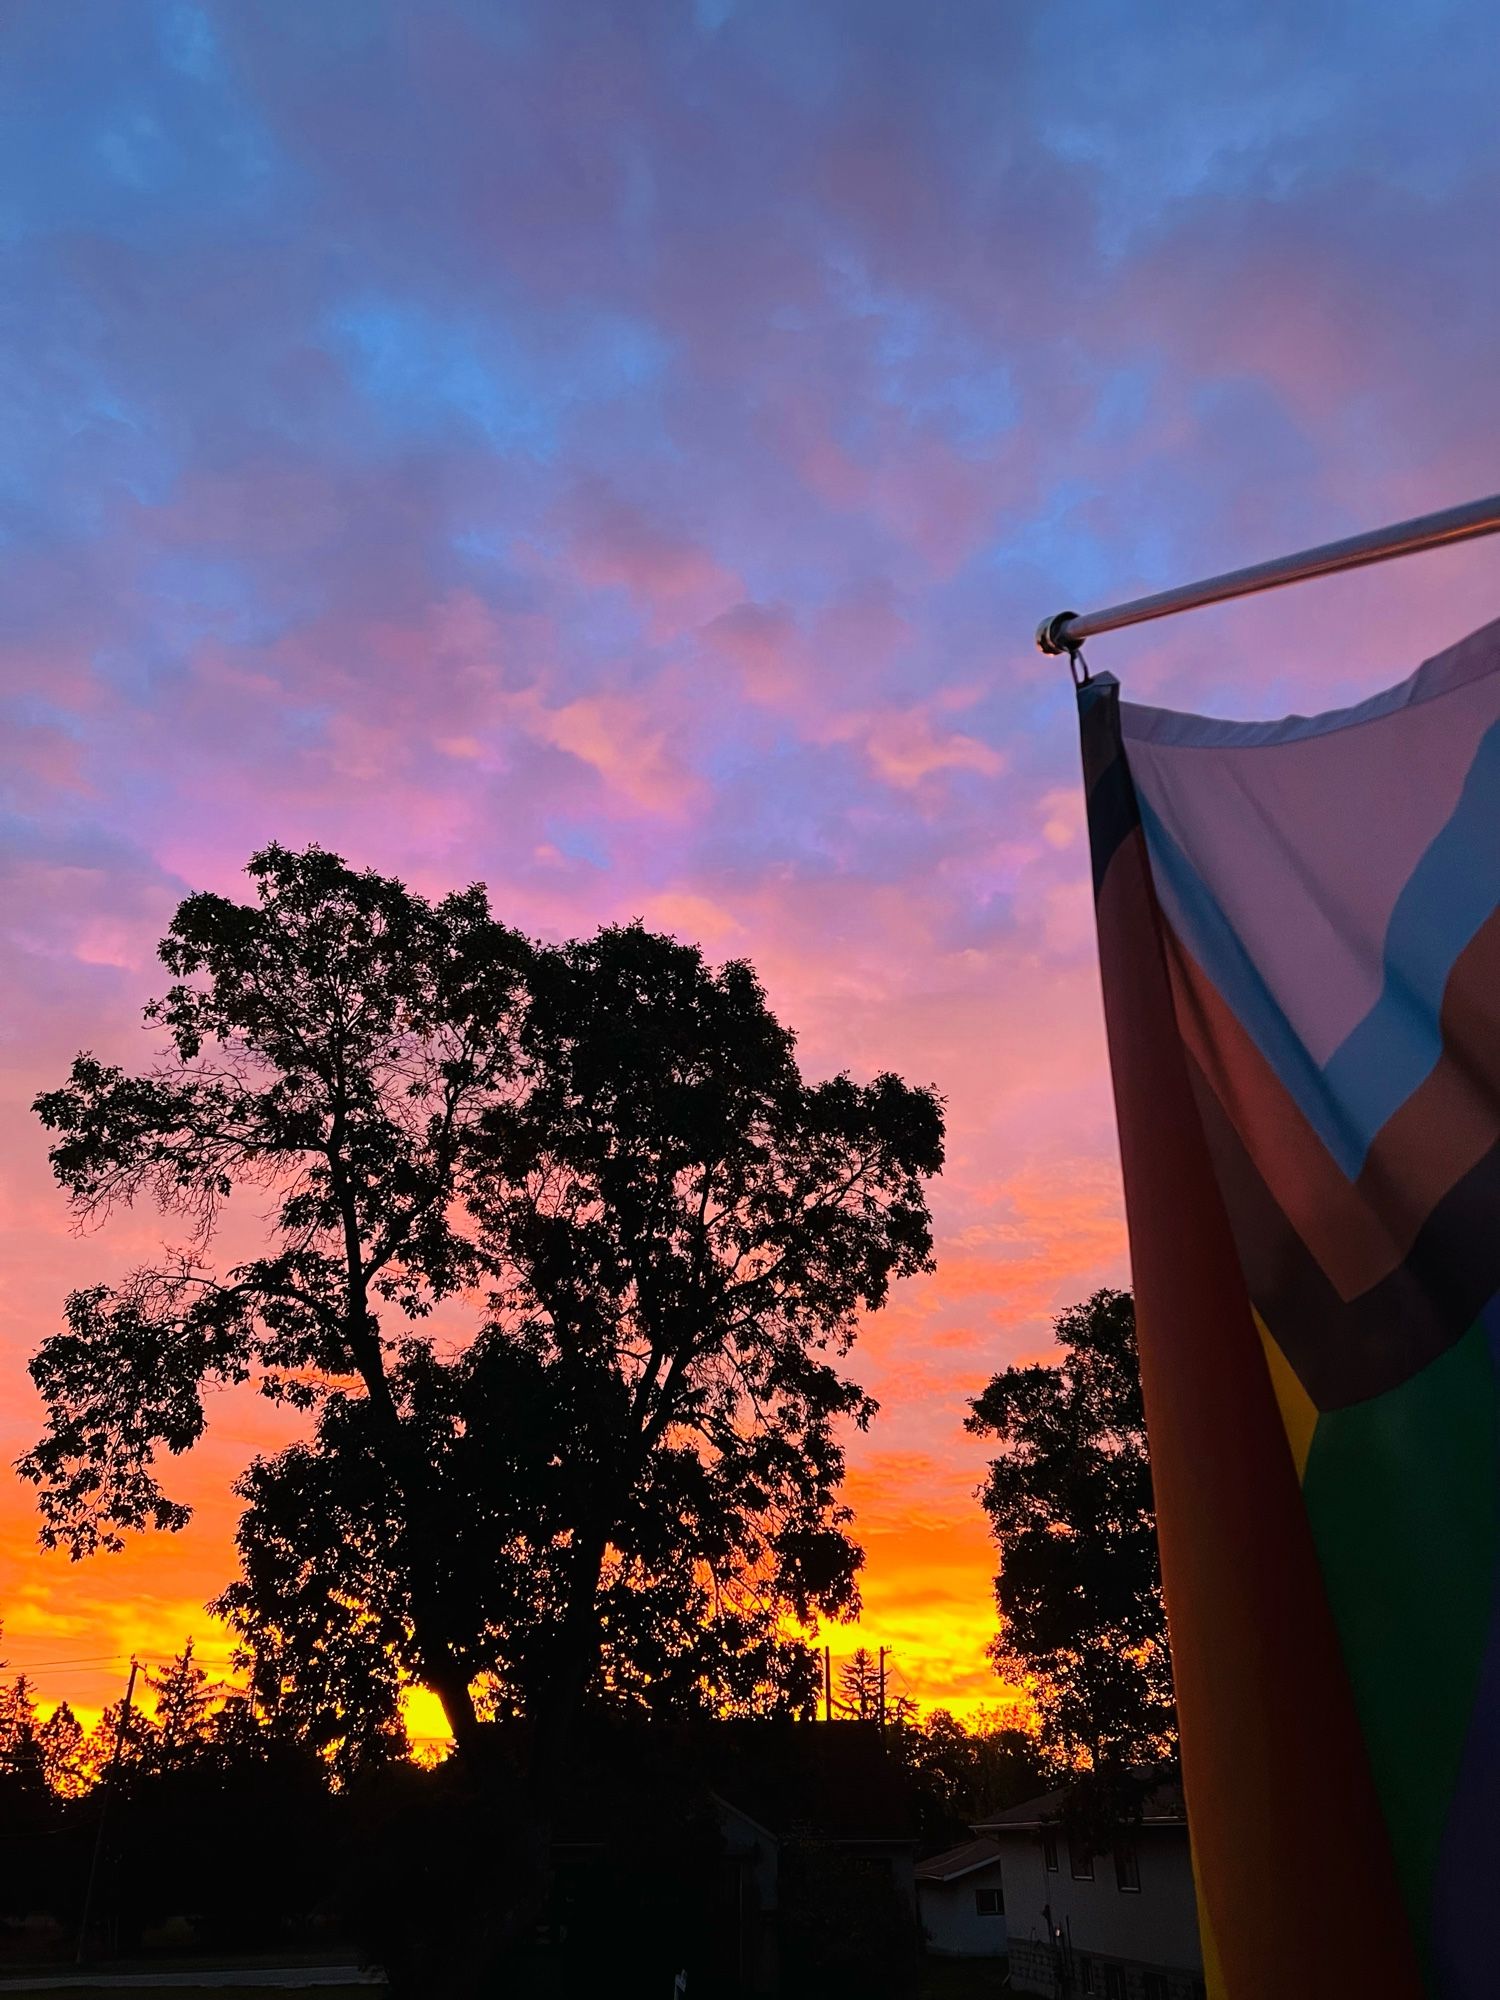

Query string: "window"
[[1068, 1831, 1095, 1881], [1114, 1839, 1141, 1892], [1143, 1975, 1169, 2000], [974, 1886, 1003, 1917], [1079, 1961, 1097, 1996], [1042, 1830, 1059, 1872], [1101, 1968, 1126, 2000]]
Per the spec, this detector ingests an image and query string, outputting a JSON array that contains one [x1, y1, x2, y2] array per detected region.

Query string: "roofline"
[[709, 1790, 779, 1845], [916, 1855, 1004, 1884], [711, 1790, 916, 1849]]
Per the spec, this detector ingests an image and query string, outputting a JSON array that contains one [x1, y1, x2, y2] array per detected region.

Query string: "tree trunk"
[[409, 1583, 481, 1752], [529, 1518, 612, 1783], [338, 1284, 482, 1757], [489, 1518, 616, 1980]]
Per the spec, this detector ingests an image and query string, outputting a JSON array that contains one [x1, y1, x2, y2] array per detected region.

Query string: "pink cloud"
[[547, 481, 744, 639], [5, 0, 1498, 1724]]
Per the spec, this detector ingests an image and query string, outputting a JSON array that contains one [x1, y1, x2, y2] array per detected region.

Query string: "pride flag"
[[1080, 617, 1500, 2000]]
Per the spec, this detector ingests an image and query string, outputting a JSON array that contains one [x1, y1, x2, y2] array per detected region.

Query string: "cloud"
[[2, 0, 1498, 1719]]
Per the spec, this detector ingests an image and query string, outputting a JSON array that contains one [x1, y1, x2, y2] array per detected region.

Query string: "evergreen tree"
[[836, 1647, 881, 1720], [83, 1692, 155, 1790], [145, 1642, 219, 1770], [0, 1675, 45, 1789], [37, 1700, 88, 1798]]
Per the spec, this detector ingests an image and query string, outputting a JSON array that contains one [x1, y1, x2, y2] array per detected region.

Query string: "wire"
[[7, 1672, 132, 1687], [2, 1654, 131, 1671], [5, 1655, 237, 1672]]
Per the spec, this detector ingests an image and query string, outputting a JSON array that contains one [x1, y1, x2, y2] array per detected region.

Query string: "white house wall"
[[996, 1827, 1203, 1995], [917, 1870, 1008, 1959]]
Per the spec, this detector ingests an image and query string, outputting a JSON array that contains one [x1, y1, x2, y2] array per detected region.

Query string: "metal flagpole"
[[1036, 491, 1500, 659]]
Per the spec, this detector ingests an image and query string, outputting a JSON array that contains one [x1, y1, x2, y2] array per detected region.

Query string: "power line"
[[5, 1649, 247, 1674], [2, 1653, 132, 1672]]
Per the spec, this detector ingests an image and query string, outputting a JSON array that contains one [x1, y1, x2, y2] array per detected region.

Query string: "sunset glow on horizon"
[[4, 0, 1500, 1743]]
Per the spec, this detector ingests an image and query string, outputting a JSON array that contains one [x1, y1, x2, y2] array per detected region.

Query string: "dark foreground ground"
[[0, 1954, 1011, 1998], [918, 1959, 1008, 2000], [0, 1987, 373, 1998], [0, 1988, 374, 1997], [0, 1954, 382, 1995]]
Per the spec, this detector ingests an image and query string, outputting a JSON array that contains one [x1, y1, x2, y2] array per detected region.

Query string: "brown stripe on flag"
[[1162, 902, 1500, 1305], [1186, 1052, 1500, 1409]]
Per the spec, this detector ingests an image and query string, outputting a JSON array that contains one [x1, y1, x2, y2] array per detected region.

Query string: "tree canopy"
[[967, 1289, 1176, 1774], [219, 917, 943, 1764], [22, 846, 944, 1777], [894, 1706, 1049, 1844]]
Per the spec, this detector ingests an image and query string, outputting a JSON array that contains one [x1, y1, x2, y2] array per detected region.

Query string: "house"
[[915, 1835, 1007, 1957], [973, 1781, 1205, 2000], [542, 1717, 920, 1995], [708, 1720, 920, 1995]]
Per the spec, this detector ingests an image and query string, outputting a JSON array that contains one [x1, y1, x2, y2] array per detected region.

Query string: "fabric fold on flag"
[[1080, 613, 1500, 2000]]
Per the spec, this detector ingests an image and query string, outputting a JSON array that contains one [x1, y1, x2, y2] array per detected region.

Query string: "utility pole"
[[824, 1646, 832, 1723], [877, 1647, 887, 1733], [77, 1657, 138, 1965]]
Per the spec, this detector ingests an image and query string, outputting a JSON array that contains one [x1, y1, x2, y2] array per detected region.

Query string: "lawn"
[[920, 1954, 1011, 2000], [0, 1989, 377, 1999], [0, 1962, 382, 1997]]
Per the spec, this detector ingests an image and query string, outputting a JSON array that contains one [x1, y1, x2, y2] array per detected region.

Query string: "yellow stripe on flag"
[[1253, 1309, 1318, 1481]]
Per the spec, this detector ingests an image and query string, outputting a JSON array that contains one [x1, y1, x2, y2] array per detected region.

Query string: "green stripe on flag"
[[1302, 1317, 1499, 1975]]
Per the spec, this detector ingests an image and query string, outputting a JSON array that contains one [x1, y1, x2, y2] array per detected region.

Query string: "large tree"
[[966, 1290, 1176, 1773], [23, 844, 530, 1749], [218, 918, 944, 1779], [22, 849, 943, 1790]]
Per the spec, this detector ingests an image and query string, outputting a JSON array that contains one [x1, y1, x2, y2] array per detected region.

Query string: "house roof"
[[707, 1719, 918, 1844], [915, 1836, 1002, 1884], [973, 1777, 1187, 1835]]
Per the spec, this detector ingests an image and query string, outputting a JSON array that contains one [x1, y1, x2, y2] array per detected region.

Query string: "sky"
[[3, 0, 1500, 1740]]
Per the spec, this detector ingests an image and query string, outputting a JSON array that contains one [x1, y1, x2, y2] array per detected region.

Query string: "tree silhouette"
[[479, 919, 941, 1772], [896, 1708, 1049, 1843], [224, 1587, 411, 1783], [22, 847, 943, 1828], [216, 918, 943, 1785], [22, 844, 531, 1750], [837, 1647, 881, 1720], [0, 1674, 45, 1790], [83, 1695, 154, 1790], [886, 1691, 919, 1729], [967, 1289, 1176, 1772], [144, 1642, 220, 1772], [37, 1700, 88, 1798]]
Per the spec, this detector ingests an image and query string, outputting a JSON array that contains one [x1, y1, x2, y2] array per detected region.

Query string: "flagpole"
[[1036, 491, 1500, 658]]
